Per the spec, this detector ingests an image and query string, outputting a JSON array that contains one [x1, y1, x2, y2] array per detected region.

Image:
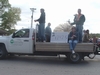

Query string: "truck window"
[[14, 29, 29, 38]]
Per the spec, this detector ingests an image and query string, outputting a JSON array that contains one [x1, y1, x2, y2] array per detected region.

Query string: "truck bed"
[[35, 42, 94, 52]]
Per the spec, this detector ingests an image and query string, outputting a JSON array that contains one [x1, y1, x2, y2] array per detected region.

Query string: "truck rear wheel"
[[67, 53, 82, 63], [0, 44, 7, 59]]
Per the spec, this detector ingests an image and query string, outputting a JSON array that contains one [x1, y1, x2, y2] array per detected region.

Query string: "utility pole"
[[30, 8, 36, 28]]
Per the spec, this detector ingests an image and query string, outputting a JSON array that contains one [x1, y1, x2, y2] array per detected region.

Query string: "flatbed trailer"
[[35, 42, 93, 52], [34, 42, 94, 63]]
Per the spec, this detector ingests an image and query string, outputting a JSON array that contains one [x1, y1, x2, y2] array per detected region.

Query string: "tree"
[[0, 0, 21, 34], [8, 29, 17, 34], [0, 0, 11, 15], [89, 33, 100, 38], [54, 23, 72, 32], [0, 0, 10, 8], [0, 7, 21, 34]]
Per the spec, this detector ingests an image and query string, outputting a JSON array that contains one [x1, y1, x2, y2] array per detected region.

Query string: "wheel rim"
[[70, 53, 80, 62], [0, 49, 3, 57]]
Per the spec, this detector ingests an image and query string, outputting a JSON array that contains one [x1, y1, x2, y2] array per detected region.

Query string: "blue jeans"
[[76, 25, 83, 42], [69, 40, 78, 51], [38, 23, 45, 42]]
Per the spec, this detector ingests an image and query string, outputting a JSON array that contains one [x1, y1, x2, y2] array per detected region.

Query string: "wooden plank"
[[35, 42, 94, 52]]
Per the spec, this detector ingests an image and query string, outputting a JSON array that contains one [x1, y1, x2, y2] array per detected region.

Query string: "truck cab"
[[7, 28, 34, 54], [0, 28, 34, 56]]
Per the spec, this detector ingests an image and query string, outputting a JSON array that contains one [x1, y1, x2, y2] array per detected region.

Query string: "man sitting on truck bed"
[[68, 27, 78, 54]]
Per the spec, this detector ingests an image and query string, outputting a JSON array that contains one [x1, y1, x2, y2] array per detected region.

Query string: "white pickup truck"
[[0, 28, 98, 63]]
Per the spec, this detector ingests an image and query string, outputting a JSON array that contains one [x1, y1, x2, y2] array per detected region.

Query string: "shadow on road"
[[1, 55, 92, 67]]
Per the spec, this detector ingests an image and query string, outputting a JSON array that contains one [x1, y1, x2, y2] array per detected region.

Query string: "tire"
[[67, 53, 82, 63], [0, 44, 7, 59]]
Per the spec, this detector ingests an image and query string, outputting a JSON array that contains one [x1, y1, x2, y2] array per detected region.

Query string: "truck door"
[[8, 29, 33, 53]]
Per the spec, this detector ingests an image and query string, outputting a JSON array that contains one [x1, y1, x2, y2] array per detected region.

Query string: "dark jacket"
[[36, 12, 45, 23], [68, 31, 78, 41], [45, 26, 51, 36], [74, 14, 85, 25], [83, 33, 89, 42]]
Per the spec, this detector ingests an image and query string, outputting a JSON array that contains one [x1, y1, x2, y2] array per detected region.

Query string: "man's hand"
[[73, 35, 76, 37], [71, 37, 73, 39], [34, 20, 37, 22], [68, 19, 70, 24]]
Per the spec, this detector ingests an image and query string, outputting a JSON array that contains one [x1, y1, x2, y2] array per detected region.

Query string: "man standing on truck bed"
[[69, 9, 85, 43], [34, 8, 46, 42], [45, 23, 52, 42]]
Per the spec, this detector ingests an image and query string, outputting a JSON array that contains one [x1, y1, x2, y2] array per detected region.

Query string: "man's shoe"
[[72, 50, 75, 54], [43, 41, 46, 42]]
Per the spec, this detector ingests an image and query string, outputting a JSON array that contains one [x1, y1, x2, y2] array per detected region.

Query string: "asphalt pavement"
[[0, 55, 100, 75]]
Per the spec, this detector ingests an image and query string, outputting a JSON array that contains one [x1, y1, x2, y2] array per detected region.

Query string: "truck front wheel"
[[67, 53, 82, 63], [0, 44, 7, 59]]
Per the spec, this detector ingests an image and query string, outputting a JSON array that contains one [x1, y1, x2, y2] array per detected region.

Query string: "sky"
[[9, 0, 100, 33]]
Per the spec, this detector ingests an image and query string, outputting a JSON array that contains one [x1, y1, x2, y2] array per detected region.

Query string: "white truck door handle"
[[24, 40, 29, 42]]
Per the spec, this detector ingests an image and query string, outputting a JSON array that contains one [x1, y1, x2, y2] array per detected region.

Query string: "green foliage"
[[0, 0, 21, 34], [0, 7, 21, 30], [7, 29, 17, 35], [90, 33, 100, 38], [0, 0, 11, 10]]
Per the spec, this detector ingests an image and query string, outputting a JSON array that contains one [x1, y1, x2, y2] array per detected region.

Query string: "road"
[[0, 55, 100, 75]]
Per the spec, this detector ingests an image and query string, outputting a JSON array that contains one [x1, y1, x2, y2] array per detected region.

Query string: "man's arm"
[[82, 15, 85, 22], [68, 32, 73, 40], [45, 27, 47, 33], [70, 15, 77, 25], [77, 15, 85, 24], [34, 15, 41, 22], [35, 13, 45, 23], [80, 15, 85, 22]]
